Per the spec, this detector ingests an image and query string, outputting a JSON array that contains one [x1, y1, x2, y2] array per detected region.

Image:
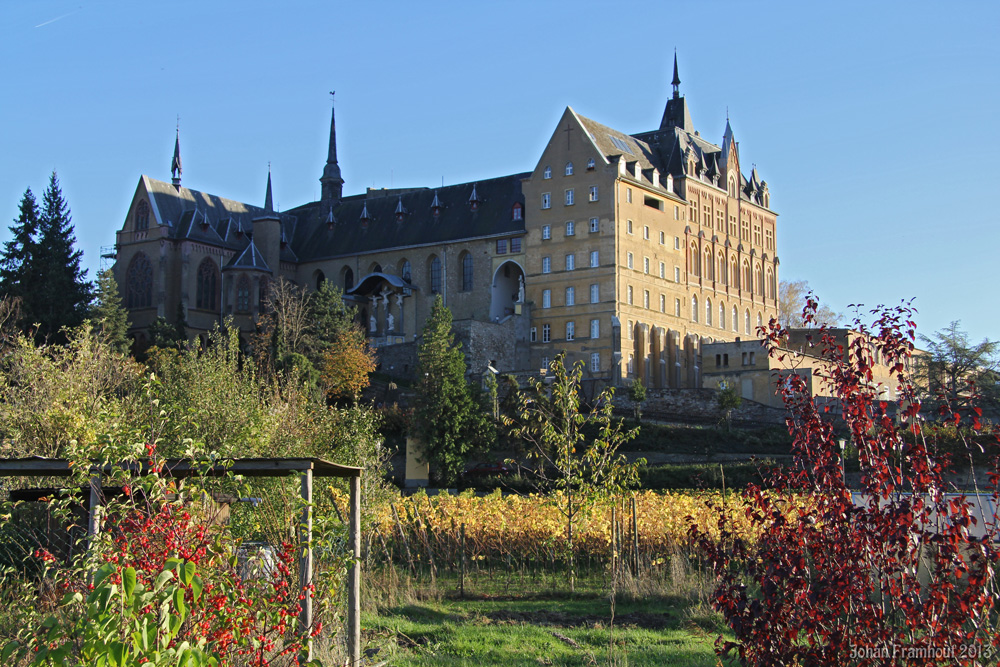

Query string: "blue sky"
[[2, 0, 998, 343]]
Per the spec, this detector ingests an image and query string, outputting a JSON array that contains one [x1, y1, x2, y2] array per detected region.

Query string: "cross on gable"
[[563, 123, 574, 149]]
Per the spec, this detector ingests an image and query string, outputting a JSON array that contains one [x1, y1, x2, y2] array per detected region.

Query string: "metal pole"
[[298, 469, 314, 661], [348, 474, 361, 667]]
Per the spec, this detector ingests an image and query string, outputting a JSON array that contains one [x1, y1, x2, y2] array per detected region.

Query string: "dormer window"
[[512, 202, 523, 221], [565, 162, 574, 176], [395, 197, 406, 223], [468, 184, 482, 211], [326, 207, 336, 230], [360, 201, 371, 226], [430, 191, 442, 217], [543, 166, 552, 179], [586, 158, 595, 171]]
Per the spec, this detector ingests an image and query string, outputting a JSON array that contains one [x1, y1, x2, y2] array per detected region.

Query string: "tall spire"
[[671, 50, 681, 99], [171, 121, 182, 189], [264, 164, 274, 213], [320, 91, 344, 204]]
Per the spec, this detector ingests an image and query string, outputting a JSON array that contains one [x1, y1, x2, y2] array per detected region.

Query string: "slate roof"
[[285, 173, 528, 262], [225, 239, 271, 272]]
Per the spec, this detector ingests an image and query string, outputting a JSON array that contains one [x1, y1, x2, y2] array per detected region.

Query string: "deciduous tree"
[[778, 278, 841, 328], [320, 324, 376, 403]]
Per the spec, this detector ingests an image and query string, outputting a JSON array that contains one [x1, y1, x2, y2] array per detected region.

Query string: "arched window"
[[125, 252, 153, 309], [236, 274, 251, 313], [543, 166, 552, 179], [728, 176, 736, 198], [429, 255, 441, 294], [743, 260, 751, 291], [704, 247, 713, 281], [342, 267, 354, 292], [400, 259, 411, 282], [730, 255, 738, 288], [512, 202, 523, 221], [732, 306, 738, 332], [706, 297, 712, 326], [461, 252, 473, 291], [689, 242, 700, 277], [565, 162, 574, 176], [258, 276, 269, 313], [719, 303, 726, 329], [766, 268, 775, 299], [134, 200, 149, 231], [370, 263, 382, 274], [757, 312, 763, 331], [315, 270, 326, 291], [744, 309, 751, 335], [691, 295, 698, 322], [755, 263, 764, 294], [718, 251, 727, 284], [195, 258, 219, 310]]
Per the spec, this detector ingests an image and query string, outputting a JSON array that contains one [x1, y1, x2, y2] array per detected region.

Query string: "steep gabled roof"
[[225, 239, 271, 272]]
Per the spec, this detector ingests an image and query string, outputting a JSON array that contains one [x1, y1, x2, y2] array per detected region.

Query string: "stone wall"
[[614, 387, 786, 425]]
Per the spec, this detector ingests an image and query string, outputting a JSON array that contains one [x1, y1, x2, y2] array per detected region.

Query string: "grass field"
[[359, 568, 728, 666]]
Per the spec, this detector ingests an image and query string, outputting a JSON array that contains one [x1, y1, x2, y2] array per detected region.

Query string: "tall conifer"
[[34, 171, 91, 342], [0, 188, 41, 323], [90, 268, 131, 353]]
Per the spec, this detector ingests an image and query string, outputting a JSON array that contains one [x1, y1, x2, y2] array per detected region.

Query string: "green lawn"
[[361, 575, 726, 666]]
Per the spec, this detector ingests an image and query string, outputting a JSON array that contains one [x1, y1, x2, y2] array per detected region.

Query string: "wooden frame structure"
[[0, 457, 363, 665]]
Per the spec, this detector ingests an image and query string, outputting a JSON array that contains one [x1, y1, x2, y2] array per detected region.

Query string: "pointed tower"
[[320, 94, 345, 205], [171, 127, 182, 189], [660, 52, 693, 133], [253, 167, 281, 276], [264, 168, 274, 213]]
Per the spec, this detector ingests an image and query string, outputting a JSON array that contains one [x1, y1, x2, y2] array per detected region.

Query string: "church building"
[[113, 56, 779, 389]]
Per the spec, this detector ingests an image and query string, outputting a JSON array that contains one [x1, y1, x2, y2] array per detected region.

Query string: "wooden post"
[[610, 505, 617, 580], [460, 522, 466, 598], [348, 474, 361, 667], [298, 469, 314, 661], [631, 495, 639, 576]]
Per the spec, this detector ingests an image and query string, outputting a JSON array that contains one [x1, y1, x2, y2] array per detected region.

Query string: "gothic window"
[[704, 247, 713, 281], [690, 242, 700, 277], [732, 306, 738, 332], [730, 255, 738, 288], [743, 260, 751, 291], [429, 256, 441, 294], [766, 268, 775, 299], [258, 276, 269, 313], [236, 274, 251, 313], [692, 295, 698, 322], [718, 251, 727, 284], [757, 312, 763, 330], [343, 267, 354, 291], [512, 202, 523, 221], [400, 260, 411, 283], [195, 258, 219, 310], [134, 200, 150, 231], [755, 263, 764, 294], [315, 270, 326, 291], [461, 252, 473, 291], [706, 297, 712, 326], [370, 263, 382, 274], [125, 252, 152, 309], [719, 303, 726, 329], [745, 309, 751, 335]]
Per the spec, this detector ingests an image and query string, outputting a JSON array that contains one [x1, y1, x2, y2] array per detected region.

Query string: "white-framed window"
[[565, 254, 575, 271], [675, 298, 681, 317], [566, 220, 575, 236], [627, 252, 634, 269], [590, 318, 599, 339], [565, 189, 575, 206], [565, 162, 574, 176], [542, 324, 551, 343], [542, 224, 551, 240], [659, 262, 665, 279], [542, 289, 551, 308], [589, 186, 599, 202], [590, 283, 599, 303], [674, 236, 680, 250], [530, 327, 537, 342], [566, 321, 575, 341], [673, 205, 679, 220], [543, 166, 552, 179], [587, 158, 595, 170], [659, 294, 665, 312], [744, 309, 751, 335], [542, 193, 551, 209], [643, 290, 650, 309], [719, 303, 726, 329], [512, 203, 523, 221], [643, 225, 650, 240], [590, 352, 601, 373], [565, 286, 575, 306], [627, 285, 633, 305], [659, 231, 665, 244], [627, 219, 633, 234], [674, 266, 681, 282], [643, 257, 650, 274], [542, 355, 550, 369], [542, 256, 551, 274], [590, 250, 599, 268], [626, 188, 632, 203], [589, 217, 599, 233]]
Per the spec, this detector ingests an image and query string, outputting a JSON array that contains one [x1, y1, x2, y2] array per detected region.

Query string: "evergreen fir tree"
[[34, 171, 91, 342], [89, 268, 131, 353], [412, 295, 494, 485], [0, 188, 41, 323]]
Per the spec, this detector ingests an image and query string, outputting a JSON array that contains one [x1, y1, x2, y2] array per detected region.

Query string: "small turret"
[[320, 92, 345, 204], [171, 126, 182, 189]]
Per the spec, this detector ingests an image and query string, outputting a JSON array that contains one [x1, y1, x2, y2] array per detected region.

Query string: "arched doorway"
[[490, 260, 525, 321]]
